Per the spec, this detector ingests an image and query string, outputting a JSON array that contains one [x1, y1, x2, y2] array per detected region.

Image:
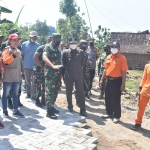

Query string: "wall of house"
[[121, 53, 150, 70]]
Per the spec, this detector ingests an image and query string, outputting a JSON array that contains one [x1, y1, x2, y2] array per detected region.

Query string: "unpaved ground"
[[56, 79, 150, 150]]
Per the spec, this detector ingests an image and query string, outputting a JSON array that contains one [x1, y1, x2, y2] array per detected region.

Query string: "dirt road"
[[56, 80, 150, 150]]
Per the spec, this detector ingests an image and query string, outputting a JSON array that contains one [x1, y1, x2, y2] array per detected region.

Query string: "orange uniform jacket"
[[104, 53, 128, 77], [140, 64, 150, 98]]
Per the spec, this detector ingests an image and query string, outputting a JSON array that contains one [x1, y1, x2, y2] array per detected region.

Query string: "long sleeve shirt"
[[140, 64, 150, 98]]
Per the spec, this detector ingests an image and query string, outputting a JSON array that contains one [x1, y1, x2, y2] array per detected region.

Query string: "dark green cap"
[[52, 33, 61, 41]]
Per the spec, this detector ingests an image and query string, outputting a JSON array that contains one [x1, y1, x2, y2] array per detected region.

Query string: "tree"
[[94, 25, 110, 52], [57, 14, 90, 43], [59, 0, 79, 37]]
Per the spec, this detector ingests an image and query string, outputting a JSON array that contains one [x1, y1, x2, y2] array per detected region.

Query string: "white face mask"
[[70, 44, 77, 50], [111, 48, 118, 54]]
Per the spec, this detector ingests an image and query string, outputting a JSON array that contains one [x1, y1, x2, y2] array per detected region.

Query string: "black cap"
[[104, 44, 110, 48], [9, 29, 20, 35], [110, 42, 120, 48], [69, 37, 77, 43], [48, 36, 52, 40], [89, 38, 95, 42], [0, 35, 4, 38]]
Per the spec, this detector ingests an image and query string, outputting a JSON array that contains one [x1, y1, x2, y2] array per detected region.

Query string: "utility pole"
[[84, 0, 93, 38]]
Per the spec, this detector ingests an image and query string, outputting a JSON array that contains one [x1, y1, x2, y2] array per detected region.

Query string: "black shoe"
[[25, 95, 31, 99], [89, 91, 92, 95], [35, 98, 43, 108], [8, 98, 13, 109], [46, 106, 57, 119], [68, 108, 73, 112], [51, 106, 59, 114], [131, 124, 141, 131], [80, 111, 87, 117], [85, 93, 90, 99]]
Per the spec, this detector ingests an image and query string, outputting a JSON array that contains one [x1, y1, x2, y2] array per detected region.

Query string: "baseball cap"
[[110, 42, 120, 48], [8, 34, 21, 40], [30, 31, 38, 37]]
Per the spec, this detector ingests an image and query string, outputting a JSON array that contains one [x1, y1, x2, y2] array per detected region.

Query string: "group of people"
[[0, 30, 149, 132]]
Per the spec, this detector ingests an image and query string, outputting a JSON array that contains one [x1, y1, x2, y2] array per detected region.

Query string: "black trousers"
[[89, 69, 95, 90], [61, 67, 65, 82], [105, 78, 122, 119], [65, 78, 85, 111]]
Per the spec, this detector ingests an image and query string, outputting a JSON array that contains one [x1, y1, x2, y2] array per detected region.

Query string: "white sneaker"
[[113, 118, 120, 123]]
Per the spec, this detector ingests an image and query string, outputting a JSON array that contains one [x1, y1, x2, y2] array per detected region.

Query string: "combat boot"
[[18, 96, 23, 107], [8, 98, 13, 109], [46, 106, 57, 119], [41, 95, 46, 106], [35, 98, 43, 108]]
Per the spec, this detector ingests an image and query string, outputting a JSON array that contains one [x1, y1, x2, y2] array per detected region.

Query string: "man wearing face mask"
[[43, 33, 62, 119], [100, 42, 128, 123], [21, 31, 40, 99], [74, 40, 90, 104], [87, 38, 98, 95], [62, 38, 87, 117], [98, 45, 111, 99]]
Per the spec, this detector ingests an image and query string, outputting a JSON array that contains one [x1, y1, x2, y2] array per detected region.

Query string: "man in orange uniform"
[[131, 64, 150, 130], [100, 42, 128, 123]]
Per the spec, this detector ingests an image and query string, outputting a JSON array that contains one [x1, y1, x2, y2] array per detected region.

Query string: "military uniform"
[[33, 45, 45, 106], [43, 43, 61, 106], [98, 54, 107, 98]]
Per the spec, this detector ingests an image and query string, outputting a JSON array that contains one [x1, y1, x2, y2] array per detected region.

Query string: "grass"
[[126, 70, 143, 92]]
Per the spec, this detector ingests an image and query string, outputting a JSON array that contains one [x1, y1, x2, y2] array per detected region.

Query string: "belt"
[[107, 76, 122, 80]]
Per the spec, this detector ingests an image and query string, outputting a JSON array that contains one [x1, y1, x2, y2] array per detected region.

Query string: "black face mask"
[[54, 41, 60, 47], [90, 42, 94, 47]]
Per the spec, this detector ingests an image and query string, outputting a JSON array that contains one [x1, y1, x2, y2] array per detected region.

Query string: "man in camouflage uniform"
[[43, 33, 62, 119], [98, 45, 111, 99], [75, 40, 90, 105], [1, 29, 23, 108], [33, 45, 46, 107]]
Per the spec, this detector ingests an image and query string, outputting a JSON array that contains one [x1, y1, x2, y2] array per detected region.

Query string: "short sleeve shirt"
[[104, 53, 128, 77]]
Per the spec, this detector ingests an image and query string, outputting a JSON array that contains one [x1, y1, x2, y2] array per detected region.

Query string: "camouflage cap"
[[52, 33, 61, 41]]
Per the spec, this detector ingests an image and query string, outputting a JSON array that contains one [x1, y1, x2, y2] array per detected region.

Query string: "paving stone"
[[0, 91, 97, 150]]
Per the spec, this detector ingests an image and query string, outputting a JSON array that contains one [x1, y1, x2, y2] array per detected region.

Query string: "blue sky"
[[1, 0, 150, 34]]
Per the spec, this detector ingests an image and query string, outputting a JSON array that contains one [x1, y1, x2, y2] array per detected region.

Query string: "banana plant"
[[0, 6, 12, 24]]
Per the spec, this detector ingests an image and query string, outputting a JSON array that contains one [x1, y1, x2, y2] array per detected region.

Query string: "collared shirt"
[[21, 40, 40, 69], [87, 46, 97, 70], [140, 64, 150, 98], [104, 53, 128, 77]]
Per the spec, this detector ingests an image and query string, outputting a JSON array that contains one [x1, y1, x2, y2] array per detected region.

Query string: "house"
[[110, 31, 150, 69]]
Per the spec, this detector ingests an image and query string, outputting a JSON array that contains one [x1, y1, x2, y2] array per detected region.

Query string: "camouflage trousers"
[[34, 70, 45, 98], [8, 83, 21, 99], [45, 75, 60, 106]]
